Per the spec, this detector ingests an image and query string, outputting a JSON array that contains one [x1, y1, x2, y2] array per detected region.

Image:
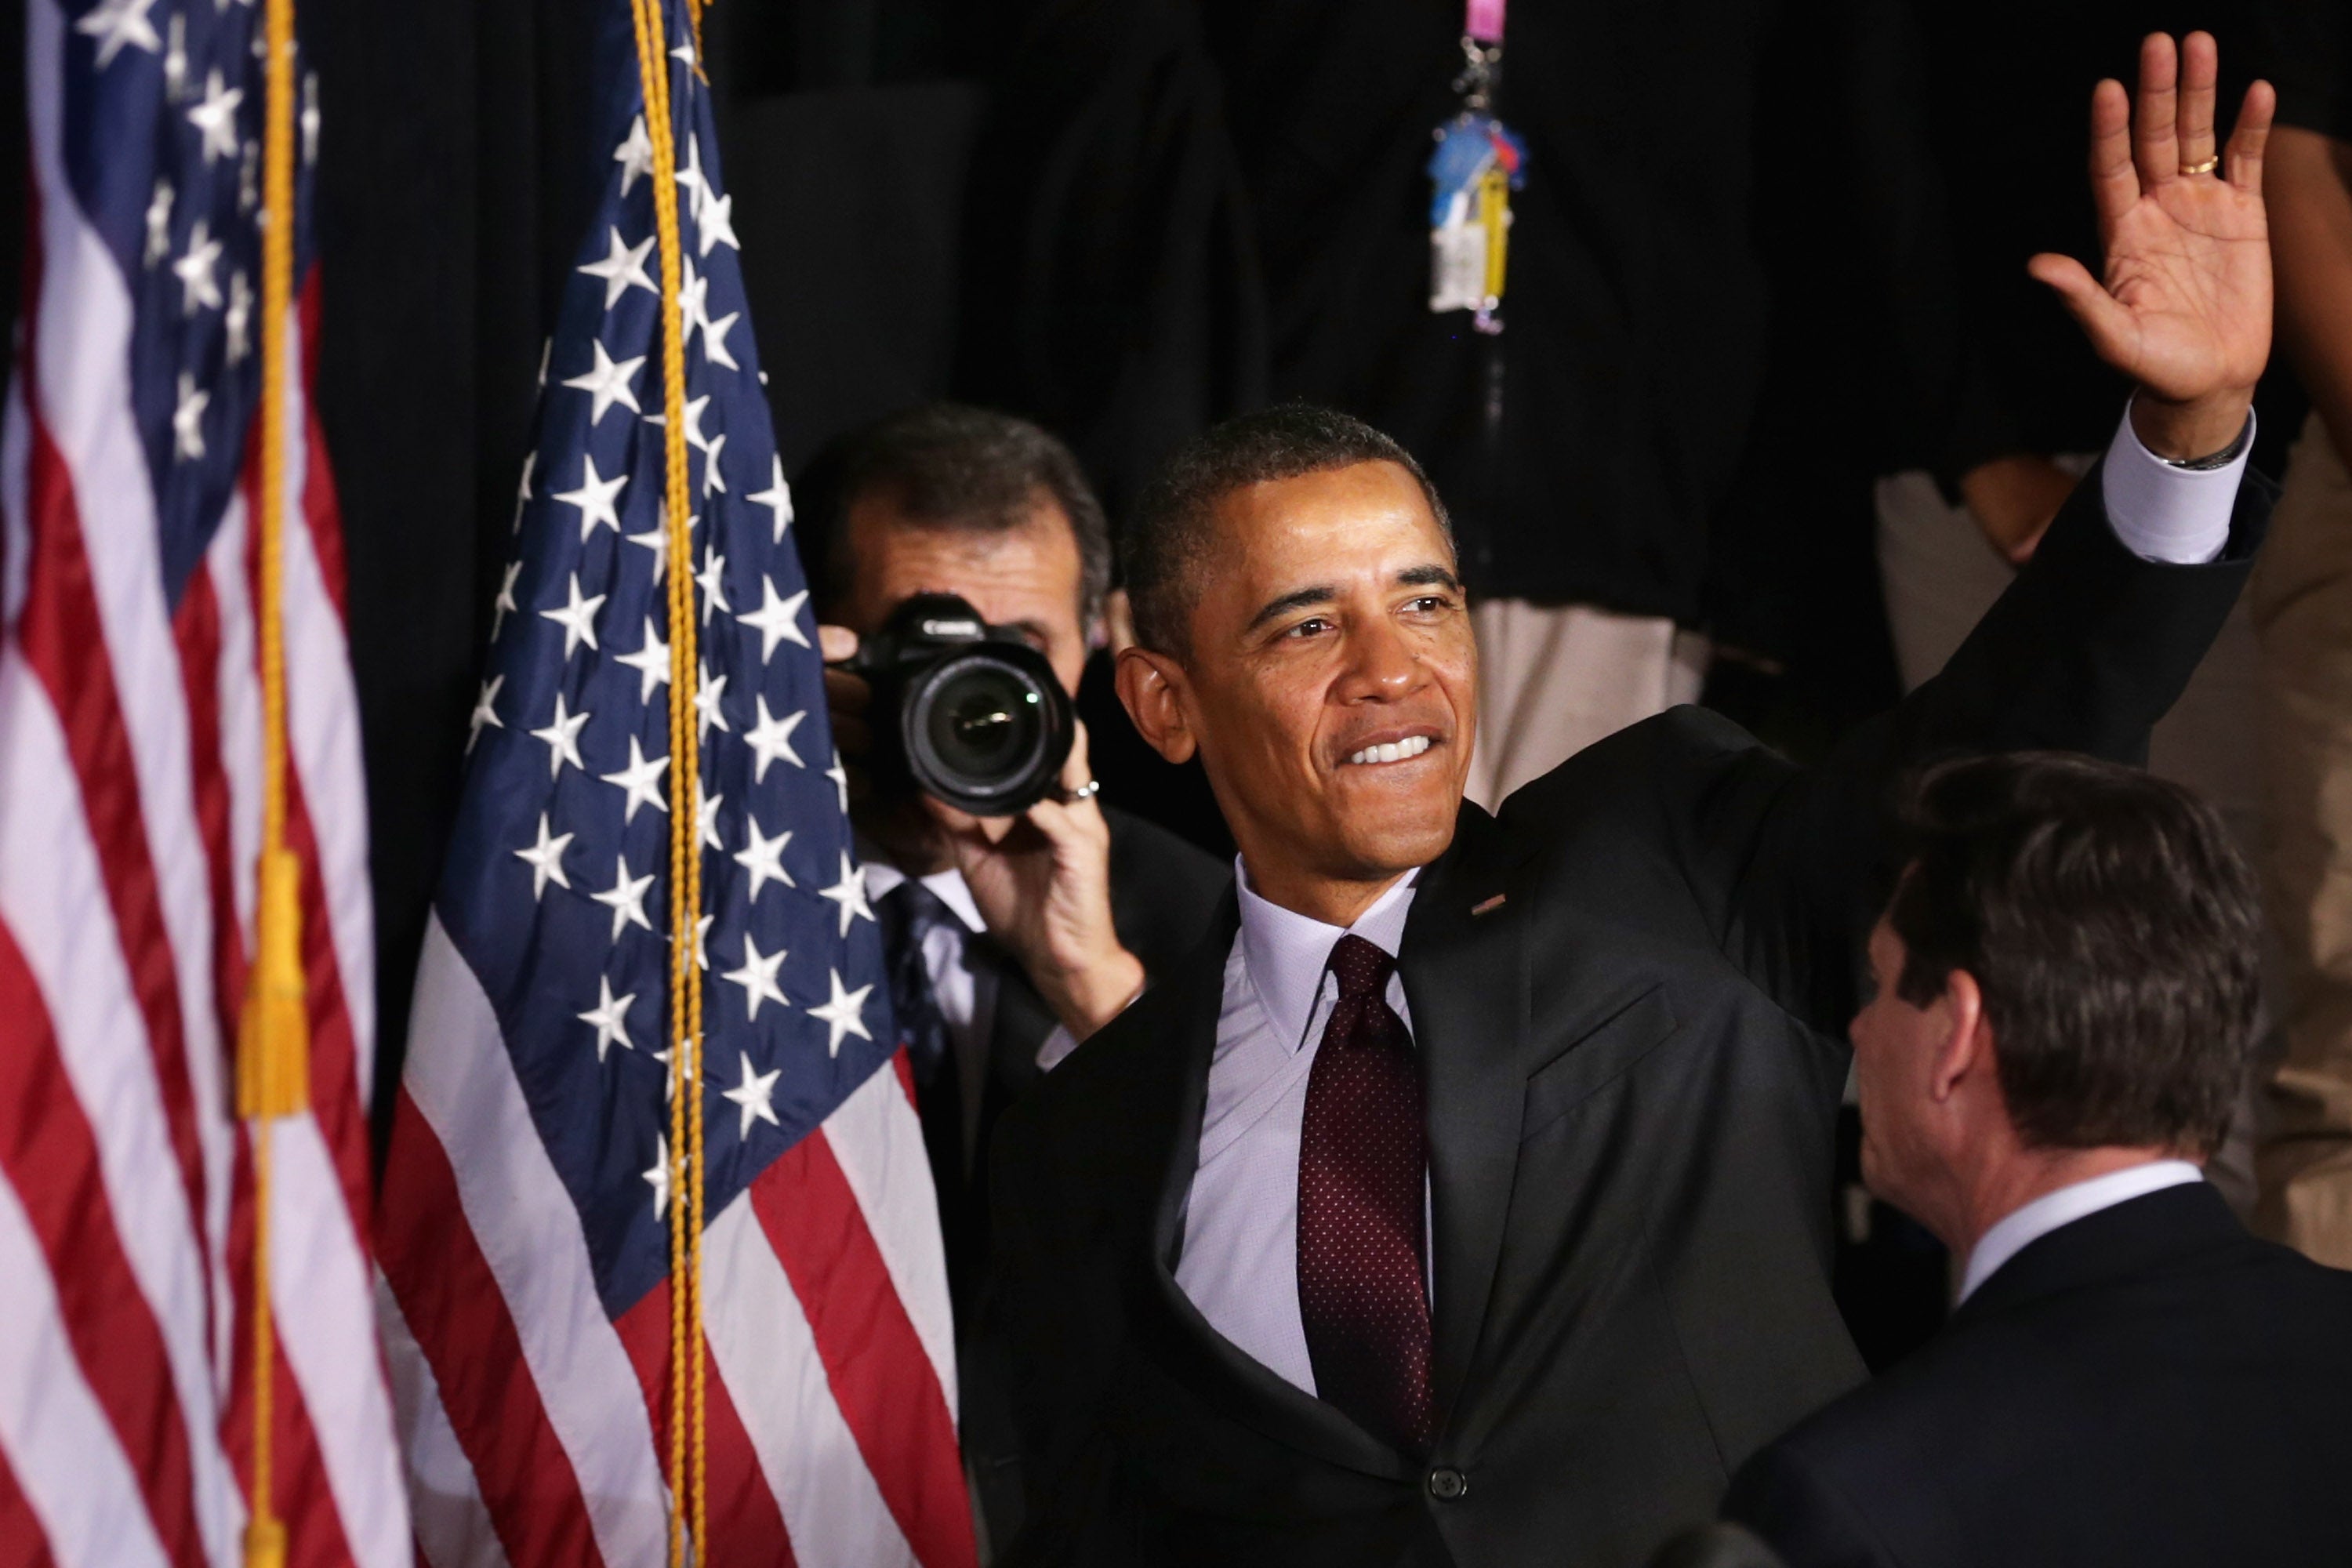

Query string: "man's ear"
[[1928, 968, 1994, 1105], [1115, 644, 1197, 764]]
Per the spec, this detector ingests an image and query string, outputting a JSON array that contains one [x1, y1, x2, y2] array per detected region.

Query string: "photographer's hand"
[[818, 625, 872, 801], [931, 724, 1147, 1042]]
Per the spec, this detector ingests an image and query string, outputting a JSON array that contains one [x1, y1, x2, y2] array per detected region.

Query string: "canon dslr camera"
[[840, 593, 1076, 816]]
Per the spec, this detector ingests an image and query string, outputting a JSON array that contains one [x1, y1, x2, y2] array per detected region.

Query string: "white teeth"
[[1345, 735, 1432, 765]]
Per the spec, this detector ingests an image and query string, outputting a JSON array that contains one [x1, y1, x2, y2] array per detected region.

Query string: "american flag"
[[374, 2, 974, 1565], [0, 0, 408, 1565]]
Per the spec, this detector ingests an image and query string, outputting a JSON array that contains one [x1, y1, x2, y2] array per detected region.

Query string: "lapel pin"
[[1472, 893, 1507, 917]]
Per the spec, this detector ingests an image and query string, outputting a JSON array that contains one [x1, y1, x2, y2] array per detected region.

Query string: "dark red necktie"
[[1297, 932, 1435, 1453]]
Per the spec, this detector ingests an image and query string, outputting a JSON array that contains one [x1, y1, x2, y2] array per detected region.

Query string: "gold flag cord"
[[238, 0, 307, 1563], [625, 0, 708, 1562]]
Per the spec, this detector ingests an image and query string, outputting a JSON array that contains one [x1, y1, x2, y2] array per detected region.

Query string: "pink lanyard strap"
[[1465, 0, 1504, 44]]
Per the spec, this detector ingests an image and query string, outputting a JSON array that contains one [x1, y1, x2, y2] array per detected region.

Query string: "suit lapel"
[[1131, 891, 1417, 1479], [1399, 803, 1532, 1422]]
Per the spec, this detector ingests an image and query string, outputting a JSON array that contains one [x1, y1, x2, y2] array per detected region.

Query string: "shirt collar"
[[855, 839, 986, 935], [1958, 1158, 2204, 1304], [1235, 857, 1420, 1053]]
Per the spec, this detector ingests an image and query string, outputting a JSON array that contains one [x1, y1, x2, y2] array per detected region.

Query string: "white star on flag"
[[172, 372, 209, 460], [225, 269, 252, 364], [808, 970, 875, 1058], [826, 752, 850, 815], [172, 218, 222, 313], [695, 661, 730, 739], [732, 817, 795, 902], [554, 454, 629, 539], [738, 579, 810, 660], [696, 190, 739, 257], [578, 975, 637, 1062], [514, 812, 574, 900], [644, 1132, 670, 1218], [722, 935, 789, 1022], [613, 115, 655, 197], [491, 560, 522, 638], [561, 340, 647, 426], [749, 456, 793, 541], [702, 310, 740, 371], [467, 674, 504, 752], [744, 696, 805, 781], [528, 691, 590, 778], [539, 572, 607, 658], [76, 0, 160, 67], [698, 789, 726, 851], [615, 616, 671, 703], [696, 544, 730, 623], [721, 1051, 783, 1140], [590, 853, 656, 942], [577, 225, 658, 310], [818, 851, 873, 937], [601, 735, 670, 823], [187, 68, 243, 162]]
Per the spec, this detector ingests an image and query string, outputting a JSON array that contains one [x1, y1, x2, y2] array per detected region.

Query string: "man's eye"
[[1283, 617, 1334, 639], [1406, 595, 1448, 613]]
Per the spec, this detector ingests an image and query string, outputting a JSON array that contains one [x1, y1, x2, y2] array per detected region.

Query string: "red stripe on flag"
[[217, 1125, 365, 1568], [379, 1088, 608, 1568], [294, 280, 347, 619], [748, 1134, 977, 1568], [613, 1284, 801, 1568], [282, 764, 372, 1225], [0, 919, 208, 1568], [15, 398, 211, 1303], [0, 1435, 60, 1568], [172, 562, 251, 1064]]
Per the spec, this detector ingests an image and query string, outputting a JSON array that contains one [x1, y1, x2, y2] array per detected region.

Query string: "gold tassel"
[[238, 846, 310, 1119], [242, 1516, 287, 1568]]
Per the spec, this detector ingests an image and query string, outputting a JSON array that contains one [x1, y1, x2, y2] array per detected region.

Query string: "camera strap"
[[1427, 0, 1526, 334]]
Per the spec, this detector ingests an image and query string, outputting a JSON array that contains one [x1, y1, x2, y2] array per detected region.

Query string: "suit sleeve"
[[1692, 456, 2271, 1031], [1721, 1442, 1901, 1568]]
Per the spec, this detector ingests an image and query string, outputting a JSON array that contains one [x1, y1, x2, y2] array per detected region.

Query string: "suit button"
[[1426, 1467, 1468, 1501]]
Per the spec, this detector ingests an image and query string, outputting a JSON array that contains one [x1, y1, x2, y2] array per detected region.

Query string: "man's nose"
[[1338, 615, 1425, 700]]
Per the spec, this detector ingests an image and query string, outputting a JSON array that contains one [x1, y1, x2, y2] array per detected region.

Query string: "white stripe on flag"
[[0, 1172, 174, 1568], [204, 501, 264, 952], [405, 913, 671, 1568], [819, 1067, 960, 1414], [271, 1117, 412, 1568], [376, 1278, 516, 1568], [702, 1189, 917, 1568], [0, 652, 240, 1568]]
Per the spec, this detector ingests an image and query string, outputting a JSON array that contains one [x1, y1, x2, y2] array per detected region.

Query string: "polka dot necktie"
[[1297, 932, 1434, 1454]]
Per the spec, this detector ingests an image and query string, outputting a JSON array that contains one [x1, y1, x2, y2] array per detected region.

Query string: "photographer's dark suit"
[[1723, 1183, 2352, 1567], [983, 467, 2271, 1568], [923, 804, 1228, 1546]]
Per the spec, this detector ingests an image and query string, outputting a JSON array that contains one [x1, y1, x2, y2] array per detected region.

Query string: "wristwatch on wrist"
[[2158, 412, 2255, 472]]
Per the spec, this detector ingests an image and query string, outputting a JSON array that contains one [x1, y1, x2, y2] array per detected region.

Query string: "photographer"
[[798, 404, 1228, 1534]]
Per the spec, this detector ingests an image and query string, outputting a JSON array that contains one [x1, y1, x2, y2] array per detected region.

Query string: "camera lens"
[[902, 648, 1072, 814]]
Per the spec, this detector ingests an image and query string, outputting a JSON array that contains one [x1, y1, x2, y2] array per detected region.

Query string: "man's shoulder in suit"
[[1725, 1185, 2352, 1567]]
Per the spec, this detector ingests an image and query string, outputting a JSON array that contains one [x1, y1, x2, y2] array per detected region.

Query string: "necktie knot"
[[1327, 931, 1396, 1004], [878, 877, 958, 947]]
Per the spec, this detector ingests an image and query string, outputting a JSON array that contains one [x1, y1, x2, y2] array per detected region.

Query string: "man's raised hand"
[[2027, 32, 2274, 459]]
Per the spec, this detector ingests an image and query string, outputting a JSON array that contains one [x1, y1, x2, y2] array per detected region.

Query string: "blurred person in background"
[[796, 403, 1229, 1545], [1724, 754, 2352, 1568], [2251, 0, 2352, 1269], [958, 0, 2034, 810]]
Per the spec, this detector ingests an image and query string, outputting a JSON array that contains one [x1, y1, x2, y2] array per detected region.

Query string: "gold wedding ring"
[[2180, 154, 2220, 176]]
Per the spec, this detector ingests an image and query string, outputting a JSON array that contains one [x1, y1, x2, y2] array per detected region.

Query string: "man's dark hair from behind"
[[793, 402, 1111, 627], [1122, 403, 1453, 658], [1885, 752, 2263, 1158]]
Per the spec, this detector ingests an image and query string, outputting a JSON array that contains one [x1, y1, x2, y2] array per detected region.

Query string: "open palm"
[[2030, 32, 2275, 414]]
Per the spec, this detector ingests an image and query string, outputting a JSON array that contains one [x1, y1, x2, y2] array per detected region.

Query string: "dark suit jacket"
[[1723, 1184, 2352, 1568], [936, 804, 1229, 1544], [982, 465, 2272, 1568]]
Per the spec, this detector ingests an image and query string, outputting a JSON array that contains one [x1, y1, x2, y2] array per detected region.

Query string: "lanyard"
[[1465, 0, 1504, 45]]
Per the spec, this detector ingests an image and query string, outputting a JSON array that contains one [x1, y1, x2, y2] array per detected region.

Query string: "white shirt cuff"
[[1036, 1024, 1080, 1073], [2100, 400, 2252, 565]]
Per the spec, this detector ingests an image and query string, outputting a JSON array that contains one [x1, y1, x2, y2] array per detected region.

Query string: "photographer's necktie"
[[877, 880, 964, 1182], [1297, 932, 1434, 1454]]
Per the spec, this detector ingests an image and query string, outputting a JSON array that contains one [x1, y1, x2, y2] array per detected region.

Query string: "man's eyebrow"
[[1244, 584, 1337, 633], [1398, 564, 1461, 591]]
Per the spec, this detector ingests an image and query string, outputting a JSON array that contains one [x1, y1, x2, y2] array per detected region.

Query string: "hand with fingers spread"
[[2027, 31, 2276, 460]]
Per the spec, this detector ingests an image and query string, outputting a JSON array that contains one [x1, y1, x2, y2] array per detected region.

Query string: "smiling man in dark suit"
[[987, 37, 2282, 1568], [1718, 753, 2352, 1568]]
